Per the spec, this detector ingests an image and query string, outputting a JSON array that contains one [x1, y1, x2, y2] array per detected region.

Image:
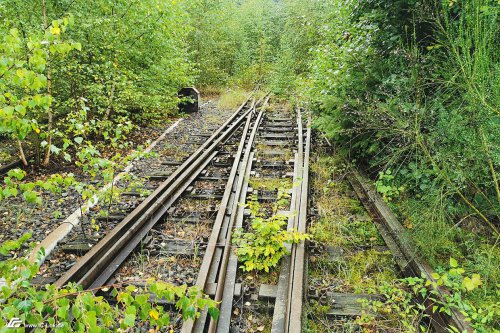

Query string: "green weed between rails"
[[0, 235, 219, 331], [233, 187, 310, 273], [248, 177, 293, 192]]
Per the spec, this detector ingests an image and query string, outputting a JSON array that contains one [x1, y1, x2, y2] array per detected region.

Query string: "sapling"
[[233, 188, 310, 273]]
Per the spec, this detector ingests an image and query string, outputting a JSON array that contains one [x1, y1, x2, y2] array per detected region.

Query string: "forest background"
[[0, 0, 498, 329]]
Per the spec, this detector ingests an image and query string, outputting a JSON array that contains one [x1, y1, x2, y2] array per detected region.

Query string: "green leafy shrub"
[[0, 168, 76, 205], [1, 0, 193, 167], [375, 170, 404, 202], [0, 19, 80, 165], [233, 190, 310, 273]]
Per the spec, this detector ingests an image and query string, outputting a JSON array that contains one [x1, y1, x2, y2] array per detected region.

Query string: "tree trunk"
[[42, 0, 53, 167], [17, 140, 28, 167], [104, 81, 116, 122]]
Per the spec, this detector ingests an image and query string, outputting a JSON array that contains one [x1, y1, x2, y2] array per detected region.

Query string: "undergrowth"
[[308, 153, 398, 294], [357, 258, 500, 332]]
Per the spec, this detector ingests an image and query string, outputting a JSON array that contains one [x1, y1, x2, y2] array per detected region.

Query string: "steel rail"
[[56, 96, 255, 288], [210, 111, 264, 333], [182, 107, 255, 333], [287, 112, 311, 333], [182, 96, 268, 333], [269, 109, 311, 333], [271, 151, 300, 333], [88, 149, 220, 289], [271, 108, 311, 333], [215, 149, 254, 330], [283, 109, 305, 332]]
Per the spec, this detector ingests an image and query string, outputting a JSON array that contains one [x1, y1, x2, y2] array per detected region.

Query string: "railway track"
[[39, 92, 470, 332], [303, 142, 471, 332], [55, 95, 260, 289], [180, 106, 311, 333], [40, 93, 313, 332], [48, 92, 313, 332]]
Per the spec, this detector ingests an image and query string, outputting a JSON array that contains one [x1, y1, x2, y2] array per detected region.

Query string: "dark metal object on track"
[[178, 87, 200, 113]]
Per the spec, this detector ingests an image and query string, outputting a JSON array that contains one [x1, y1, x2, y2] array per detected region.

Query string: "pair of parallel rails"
[[53, 93, 311, 332]]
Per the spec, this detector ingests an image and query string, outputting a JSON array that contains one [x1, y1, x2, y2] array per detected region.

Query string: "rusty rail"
[[270, 109, 311, 333], [181, 95, 269, 333]]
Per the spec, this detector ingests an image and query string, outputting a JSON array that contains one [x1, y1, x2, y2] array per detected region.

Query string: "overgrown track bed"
[[181, 105, 311, 333], [34, 97, 473, 333], [40, 97, 314, 332], [304, 144, 471, 333], [22, 100, 235, 283], [52, 96, 258, 290]]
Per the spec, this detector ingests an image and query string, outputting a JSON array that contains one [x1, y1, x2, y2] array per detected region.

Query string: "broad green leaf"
[[23, 190, 38, 204], [208, 307, 220, 321], [123, 313, 135, 327], [50, 145, 61, 154], [449, 257, 458, 268]]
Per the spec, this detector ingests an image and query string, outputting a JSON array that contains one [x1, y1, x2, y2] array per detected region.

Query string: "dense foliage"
[[1, 0, 192, 166], [300, 0, 499, 284], [182, 0, 284, 88], [266, 0, 499, 329], [188, 0, 499, 329], [305, 0, 499, 235]]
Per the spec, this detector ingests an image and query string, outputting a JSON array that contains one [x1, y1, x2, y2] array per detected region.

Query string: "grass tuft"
[[217, 89, 250, 110]]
